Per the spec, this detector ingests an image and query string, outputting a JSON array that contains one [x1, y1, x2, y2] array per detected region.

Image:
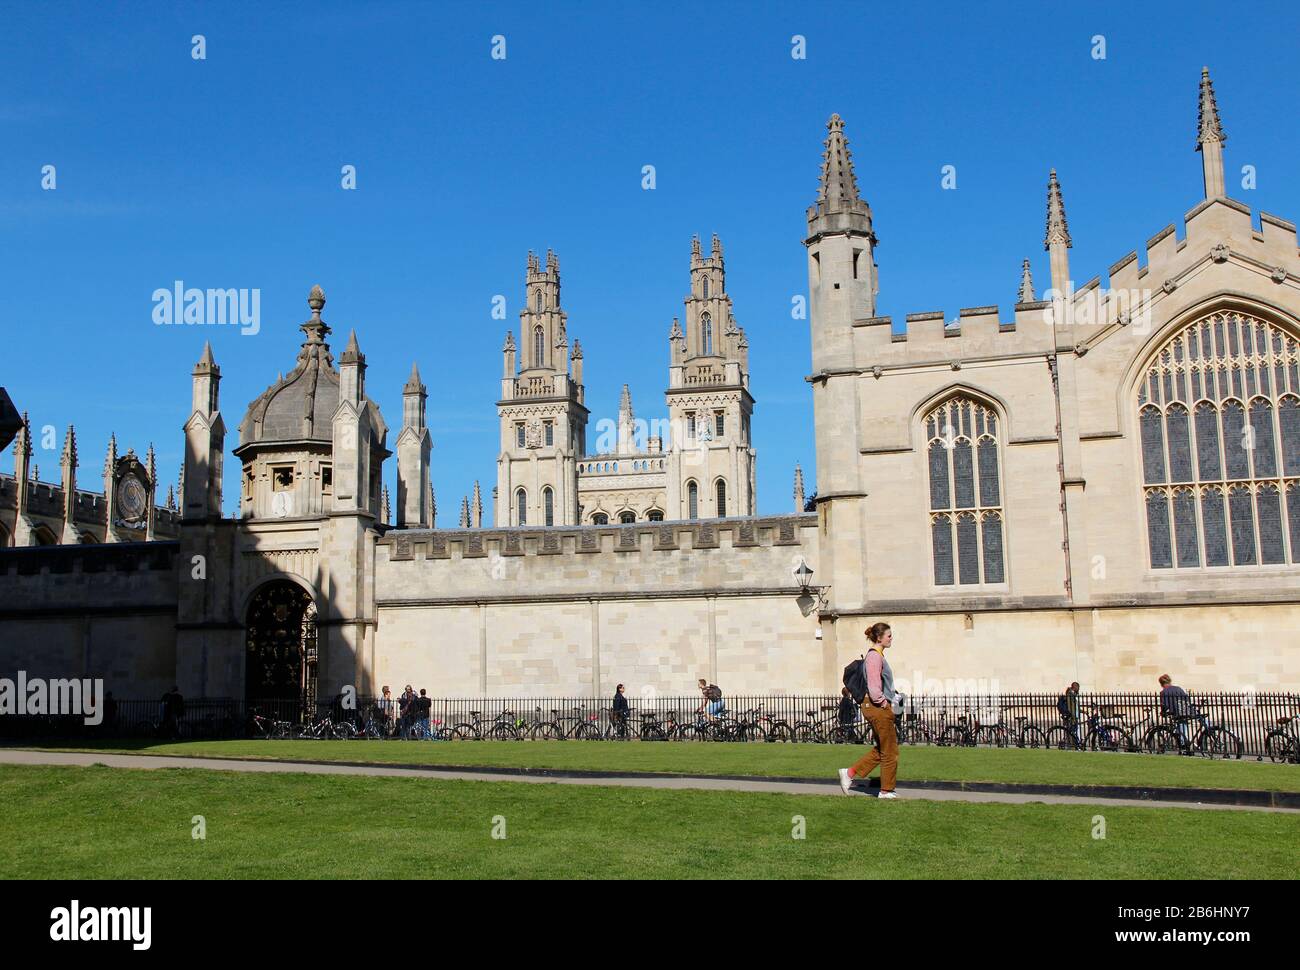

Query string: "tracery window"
[[926, 396, 1005, 586], [516, 488, 527, 526], [687, 480, 699, 519], [715, 478, 727, 517], [701, 313, 713, 355], [533, 325, 545, 369], [542, 486, 554, 527], [1139, 309, 1300, 568]]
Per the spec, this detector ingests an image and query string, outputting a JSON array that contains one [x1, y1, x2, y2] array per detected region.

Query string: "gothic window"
[[686, 413, 696, 440], [516, 423, 525, 448], [701, 313, 713, 355], [715, 478, 727, 517], [926, 396, 1005, 586], [533, 289, 541, 313], [687, 480, 699, 519], [544, 421, 554, 447], [715, 412, 725, 438], [591, 512, 608, 525], [543, 486, 554, 527], [647, 509, 664, 522], [533, 325, 545, 368], [1138, 309, 1300, 569], [702, 277, 709, 299], [619, 511, 635, 524], [516, 488, 527, 526]]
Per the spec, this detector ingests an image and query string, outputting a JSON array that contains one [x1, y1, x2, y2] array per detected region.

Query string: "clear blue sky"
[[3, 1, 1298, 519]]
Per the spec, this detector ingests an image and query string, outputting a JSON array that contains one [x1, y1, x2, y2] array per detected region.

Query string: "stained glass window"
[[926, 397, 1005, 586], [1140, 310, 1300, 568]]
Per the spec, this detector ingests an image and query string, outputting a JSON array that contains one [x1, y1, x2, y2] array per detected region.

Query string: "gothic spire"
[[1044, 170, 1071, 250], [793, 463, 805, 513], [1197, 66, 1225, 148], [619, 383, 633, 418], [1197, 67, 1227, 199], [61, 425, 77, 468], [807, 114, 874, 240], [404, 361, 424, 394], [818, 114, 862, 211], [1018, 259, 1035, 304], [104, 433, 117, 475], [472, 480, 483, 528]]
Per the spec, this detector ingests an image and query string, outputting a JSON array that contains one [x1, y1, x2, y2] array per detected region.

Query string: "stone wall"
[[371, 515, 822, 696], [0, 542, 180, 698]]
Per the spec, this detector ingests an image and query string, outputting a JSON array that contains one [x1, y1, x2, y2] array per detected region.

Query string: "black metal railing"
[[1, 691, 1296, 759]]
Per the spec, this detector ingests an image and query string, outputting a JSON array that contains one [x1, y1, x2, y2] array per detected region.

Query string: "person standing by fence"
[[839, 623, 899, 799]]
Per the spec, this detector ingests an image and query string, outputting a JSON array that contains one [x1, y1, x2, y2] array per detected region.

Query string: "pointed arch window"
[[542, 486, 554, 526], [701, 313, 713, 355], [533, 325, 545, 369], [715, 478, 727, 517], [926, 396, 1005, 586], [591, 512, 608, 525], [1138, 309, 1300, 569], [687, 480, 699, 519], [702, 277, 710, 299], [533, 289, 542, 313], [516, 488, 527, 526]]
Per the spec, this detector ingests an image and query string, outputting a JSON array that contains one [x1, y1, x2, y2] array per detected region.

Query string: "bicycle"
[[1082, 705, 1133, 753], [249, 711, 293, 739], [791, 705, 839, 743], [1263, 714, 1300, 764], [753, 704, 797, 743], [972, 707, 1048, 749], [1143, 707, 1242, 759], [295, 714, 350, 740]]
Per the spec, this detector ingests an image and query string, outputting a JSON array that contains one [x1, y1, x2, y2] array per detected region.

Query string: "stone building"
[[1, 67, 1296, 703]]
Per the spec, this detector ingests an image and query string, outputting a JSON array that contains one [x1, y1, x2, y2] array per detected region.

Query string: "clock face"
[[118, 475, 147, 524]]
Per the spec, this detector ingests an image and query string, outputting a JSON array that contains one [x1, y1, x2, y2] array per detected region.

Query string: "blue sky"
[[3, 1, 1298, 519]]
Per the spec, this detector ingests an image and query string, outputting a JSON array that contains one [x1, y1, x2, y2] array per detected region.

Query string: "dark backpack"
[[843, 658, 868, 705], [705, 684, 722, 702]]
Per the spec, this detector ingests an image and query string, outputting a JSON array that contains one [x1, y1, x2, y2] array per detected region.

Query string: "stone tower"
[[665, 234, 756, 519], [496, 250, 588, 526], [804, 114, 875, 614], [183, 341, 224, 522]]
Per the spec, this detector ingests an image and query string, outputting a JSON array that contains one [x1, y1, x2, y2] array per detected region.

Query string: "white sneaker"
[[838, 768, 853, 795], [877, 790, 898, 800]]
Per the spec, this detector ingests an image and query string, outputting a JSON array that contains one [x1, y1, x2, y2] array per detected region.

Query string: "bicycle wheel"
[[641, 725, 667, 742], [1086, 727, 1129, 753], [1144, 726, 1180, 755], [572, 722, 601, 741], [331, 722, 355, 740], [975, 726, 1007, 748], [487, 723, 516, 741], [271, 722, 293, 740], [1044, 726, 1077, 750], [765, 722, 795, 743], [1264, 730, 1296, 764], [738, 723, 768, 743], [1019, 726, 1047, 749], [937, 725, 966, 748], [450, 724, 479, 740], [1198, 727, 1242, 760]]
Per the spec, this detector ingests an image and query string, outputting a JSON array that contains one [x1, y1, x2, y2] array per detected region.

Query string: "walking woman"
[[839, 622, 900, 799]]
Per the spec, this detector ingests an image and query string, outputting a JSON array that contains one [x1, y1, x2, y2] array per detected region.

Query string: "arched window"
[[1139, 309, 1300, 568], [619, 511, 636, 524], [32, 525, 59, 546], [515, 488, 527, 526], [926, 396, 1005, 586], [533, 289, 541, 313], [702, 276, 709, 299], [533, 325, 545, 369], [542, 486, 554, 527], [715, 479, 727, 517], [687, 480, 699, 519], [647, 509, 664, 522], [591, 512, 608, 525], [701, 313, 713, 355]]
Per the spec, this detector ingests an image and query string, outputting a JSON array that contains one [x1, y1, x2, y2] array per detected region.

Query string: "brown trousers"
[[849, 703, 898, 791]]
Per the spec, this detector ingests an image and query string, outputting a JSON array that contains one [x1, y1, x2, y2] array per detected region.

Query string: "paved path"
[[2, 748, 1295, 813]]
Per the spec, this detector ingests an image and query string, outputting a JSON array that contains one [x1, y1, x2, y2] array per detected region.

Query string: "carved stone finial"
[[308, 284, 326, 313]]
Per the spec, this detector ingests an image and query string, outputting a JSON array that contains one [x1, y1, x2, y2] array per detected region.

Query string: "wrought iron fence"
[[1, 691, 1296, 759]]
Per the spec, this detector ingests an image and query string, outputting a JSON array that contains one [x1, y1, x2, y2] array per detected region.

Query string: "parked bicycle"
[[1142, 707, 1243, 759], [1263, 715, 1300, 764]]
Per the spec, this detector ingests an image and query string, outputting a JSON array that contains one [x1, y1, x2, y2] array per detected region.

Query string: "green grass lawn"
[[1, 763, 1296, 879], [14, 738, 1300, 792]]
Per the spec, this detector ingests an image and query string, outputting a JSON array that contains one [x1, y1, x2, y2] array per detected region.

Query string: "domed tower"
[[233, 285, 390, 520]]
